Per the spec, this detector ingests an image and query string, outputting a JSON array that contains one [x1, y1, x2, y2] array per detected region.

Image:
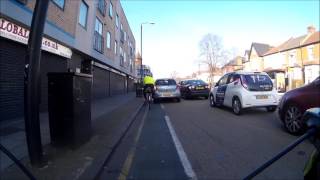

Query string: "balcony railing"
[[98, 0, 106, 15], [94, 31, 104, 53]]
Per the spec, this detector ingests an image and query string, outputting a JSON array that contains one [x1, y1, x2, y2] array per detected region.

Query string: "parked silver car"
[[154, 78, 181, 102]]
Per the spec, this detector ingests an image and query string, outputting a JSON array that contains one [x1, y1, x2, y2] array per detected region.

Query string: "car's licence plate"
[[196, 87, 204, 90], [163, 93, 171, 96], [256, 95, 268, 99]]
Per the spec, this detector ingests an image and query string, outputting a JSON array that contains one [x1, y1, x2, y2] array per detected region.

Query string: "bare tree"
[[170, 71, 179, 80], [198, 34, 229, 84]]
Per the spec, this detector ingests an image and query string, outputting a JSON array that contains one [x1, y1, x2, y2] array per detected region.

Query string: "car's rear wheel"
[[232, 98, 242, 115], [209, 94, 216, 107], [176, 98, 181, 102], [283, 104, 304, 135], [266, 106, 276, 112]]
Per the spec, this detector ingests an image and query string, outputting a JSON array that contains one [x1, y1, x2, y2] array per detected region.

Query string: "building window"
[[116, 14, 119, 28], [106, 32, 111, 49], [127, 37, 130, 47], [120, 46, 124, 66], [307, 45, 314, 61], [124, 31, 126, 41], [114, 40, 118, 54], [289, 50, 297, 67], [78, 1, 88, 28], [120, 23, 124, 43], [98, 0, 106, 15], [109, 1, 113, 18], [130, 59, 133, 72], [52, 0, 65, 9], [94, 18, 103, 53]]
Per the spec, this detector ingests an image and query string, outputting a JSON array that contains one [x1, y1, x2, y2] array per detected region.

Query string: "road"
[[98, 98, 315, 180]]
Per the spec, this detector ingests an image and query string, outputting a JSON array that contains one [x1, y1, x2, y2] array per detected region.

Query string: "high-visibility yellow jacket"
[[143, 76, 155, 85]]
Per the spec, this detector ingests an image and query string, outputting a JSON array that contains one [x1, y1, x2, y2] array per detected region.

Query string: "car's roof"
[[156, 78, 176, 81], [225, 71, 268, 75]]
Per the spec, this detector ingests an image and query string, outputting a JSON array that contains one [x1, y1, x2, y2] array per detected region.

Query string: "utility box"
[[47, 72, 92, 148]]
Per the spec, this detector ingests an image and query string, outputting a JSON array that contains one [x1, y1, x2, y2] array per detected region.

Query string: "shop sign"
[[0, 18, 72, 59]]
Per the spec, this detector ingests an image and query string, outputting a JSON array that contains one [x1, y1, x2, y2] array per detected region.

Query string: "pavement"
[[0, 92, 144, 180]]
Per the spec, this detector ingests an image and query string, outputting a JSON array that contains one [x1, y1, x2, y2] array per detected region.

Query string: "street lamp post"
[[140, 22, 155, 83]]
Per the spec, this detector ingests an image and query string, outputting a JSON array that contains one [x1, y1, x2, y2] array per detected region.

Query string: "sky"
[[121, 0, 320, 79]]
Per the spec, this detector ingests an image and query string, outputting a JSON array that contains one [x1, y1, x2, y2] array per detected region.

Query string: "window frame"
[[109, 1, 113, 18], [114, 40, 118, 55], [227, 74, 240, 84], [98, 0, 106, 16], [116, 14, 119, 28], [52, 0, 65, 10], [106, 31, 111, 49], [216, 74, 229, 86], [307, 45, 315, 61], [289, 50, 297, 66], [95, 17, 103, 35], [94, 17, 104, 53], [78, 0, 89, 29]]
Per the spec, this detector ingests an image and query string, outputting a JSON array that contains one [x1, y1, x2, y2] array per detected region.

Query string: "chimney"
[[307, 25, 316, 34]]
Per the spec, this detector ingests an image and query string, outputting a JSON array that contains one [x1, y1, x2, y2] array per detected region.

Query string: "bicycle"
[[145, 87, 153, 110], [244, 108, 320, 180]]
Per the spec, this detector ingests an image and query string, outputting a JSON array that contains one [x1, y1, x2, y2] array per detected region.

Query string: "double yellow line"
[[118, 105, 149, 180]]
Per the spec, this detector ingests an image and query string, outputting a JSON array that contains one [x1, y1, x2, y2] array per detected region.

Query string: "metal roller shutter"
[[0, 38, 25, 121], [92, 66, 110, 100]]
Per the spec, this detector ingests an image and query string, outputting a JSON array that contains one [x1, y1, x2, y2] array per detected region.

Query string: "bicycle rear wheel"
[[147, 93, 152, 110]]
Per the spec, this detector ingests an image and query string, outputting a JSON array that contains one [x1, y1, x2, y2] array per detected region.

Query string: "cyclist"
[[143, 74, 155, 101]]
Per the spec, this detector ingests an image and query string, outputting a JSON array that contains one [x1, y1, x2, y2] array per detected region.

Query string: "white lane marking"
[[160, 104, 165, 109], [164, 115, 197, 180]]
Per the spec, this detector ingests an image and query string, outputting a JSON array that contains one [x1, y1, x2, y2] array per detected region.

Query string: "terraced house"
[[0, 0, 136, 121], [263, 26, 320, 91]]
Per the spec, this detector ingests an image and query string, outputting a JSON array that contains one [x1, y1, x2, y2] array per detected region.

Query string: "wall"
[[0, 38, 68, 120], [26, 0, 79, 36]]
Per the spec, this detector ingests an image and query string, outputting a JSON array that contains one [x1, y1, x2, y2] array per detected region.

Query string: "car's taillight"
[[240, 76, 249, 90]]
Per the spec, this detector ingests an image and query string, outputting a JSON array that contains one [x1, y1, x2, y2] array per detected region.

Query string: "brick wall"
[[26, 0, 79, 36]]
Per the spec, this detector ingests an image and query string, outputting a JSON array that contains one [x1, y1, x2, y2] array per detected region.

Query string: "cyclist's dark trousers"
[[143, 84, 154, 99]]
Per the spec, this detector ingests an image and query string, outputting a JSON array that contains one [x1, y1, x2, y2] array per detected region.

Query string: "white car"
[[209, 72, 279, 115]]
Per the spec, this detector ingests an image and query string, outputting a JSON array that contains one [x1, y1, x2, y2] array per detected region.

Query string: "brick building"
[[0, 0, 136, 121]]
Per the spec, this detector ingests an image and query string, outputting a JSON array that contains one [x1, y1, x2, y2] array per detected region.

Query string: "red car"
[[278, 76, 320, 135]]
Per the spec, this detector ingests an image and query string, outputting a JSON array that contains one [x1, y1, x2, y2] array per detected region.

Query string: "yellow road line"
[[118, 106, 148, 180]]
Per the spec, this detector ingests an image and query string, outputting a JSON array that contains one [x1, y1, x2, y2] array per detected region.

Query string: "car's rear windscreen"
[[241, 74, 273, 91], [155, 79, 177, 86], [188, 80, 207, 85]]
